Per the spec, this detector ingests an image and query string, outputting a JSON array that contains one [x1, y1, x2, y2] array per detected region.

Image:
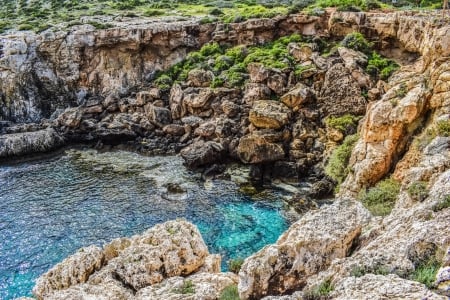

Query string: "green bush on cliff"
[[359, 178, 400, 216], [219, 284, 239, 300], [228, 258, 245, 273], [341, 32, 373, 54], [407, 181, 429, 202], [432, 195, 450, 212], [303, 278, 334, 300], [410, 256, 440, 288], [366, 52, 399, 80], [325, 134, 359, 186], [325, 114, 361, 134]]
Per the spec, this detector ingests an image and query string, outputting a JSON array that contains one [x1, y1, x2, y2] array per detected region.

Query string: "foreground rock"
[[33, 220, 218, 300], [0, 128, 64, 158], [238, 198, 371, 299]]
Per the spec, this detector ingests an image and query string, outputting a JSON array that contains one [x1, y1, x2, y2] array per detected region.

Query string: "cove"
[[0, 149, 290, 299]]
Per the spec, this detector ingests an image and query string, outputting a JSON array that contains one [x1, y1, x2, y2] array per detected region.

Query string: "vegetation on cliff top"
[[0, 0, 443, 34]]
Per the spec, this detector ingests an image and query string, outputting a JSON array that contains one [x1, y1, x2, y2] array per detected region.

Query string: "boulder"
[[44, 282, 132, 300], [280, 83, 314, 109], [247, 63, 270, 83], [169, 84, 187, 120], [187, 69, 214, 87], [267, 73, 287, 95], [243, 83, 272, 104], [249, 100, 291, 129], [0, 128, 64, 158], [221, 100, 240, 118], [184, 88, 215, 113], [180, 140, 224, 168], [147, 105, 172, 127], [33, 245, 105, 299], [194, 122, 216, 138], [57, 108, 83, 128], [238, 199, 370, 299], [337, 47, 368, 69], [163, 124, 185, 136], [288, 43, 317, 62], [237, 132, 286, 164], [136, 91, 154, 106], [318, 63, 366, 117]]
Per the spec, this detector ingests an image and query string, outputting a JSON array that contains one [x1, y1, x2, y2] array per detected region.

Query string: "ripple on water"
[[0, 149, 290, 299]]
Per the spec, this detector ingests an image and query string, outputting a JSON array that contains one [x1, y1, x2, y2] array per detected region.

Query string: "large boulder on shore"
[[238, 198, 371, 299], [249, 100, 291, 129], [0, 127, 64, 158], [180, 140, 224, 168], [237, 131, 286, 164]]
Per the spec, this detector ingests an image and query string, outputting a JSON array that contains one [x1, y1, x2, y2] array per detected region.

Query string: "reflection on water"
[[0, 149, 290, 299]]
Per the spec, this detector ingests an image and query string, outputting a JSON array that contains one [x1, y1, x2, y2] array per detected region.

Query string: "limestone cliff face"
[[0, 15, 327, 123]]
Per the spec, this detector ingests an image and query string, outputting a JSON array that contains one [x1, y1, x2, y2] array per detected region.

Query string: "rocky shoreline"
[[2, 8, 450, 300]]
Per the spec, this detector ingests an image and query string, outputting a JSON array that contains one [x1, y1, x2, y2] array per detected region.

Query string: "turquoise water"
[[0, 150, 289, 299]]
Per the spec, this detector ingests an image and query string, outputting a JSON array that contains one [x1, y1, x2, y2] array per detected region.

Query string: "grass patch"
[[432, 195, 450, 212], [219, 284, 240, 300], [325, 134, 359, 186], [366, 52, 399, 81], [410, 256, 440, 288], [407, 181, 429, 202], [172, 279, 195, 294], [359, 178, 400, 216], [228, 258, 245, 274], [303, 278, 334, 300], [325, 114, 361, 133], [437, 119, 450, 137]]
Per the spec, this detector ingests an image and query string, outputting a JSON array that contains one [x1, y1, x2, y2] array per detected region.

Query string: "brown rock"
[[187, 69, 214, 87], [163, 124, 185, 136], [194, 122, 216, 138], [280, 83, 314, 109], [249, 100, 291, 129], [237, 132, 286, 164], [247, 63, 270, 83]]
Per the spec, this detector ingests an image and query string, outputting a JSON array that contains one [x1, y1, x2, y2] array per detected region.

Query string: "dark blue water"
[[0, 150, 289, 299]]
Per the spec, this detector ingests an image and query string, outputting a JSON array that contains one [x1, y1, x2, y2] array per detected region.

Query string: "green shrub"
[[219, 284, 240, 300], [172, 279, 195, 294], [303, 279, 334, 300], [87, 21, 114, 29], [437, 120, 450, 137], [210, 7, 224, 15], [325, 114, 361, 133], [210, 77, 225, 88], [366, 52, 399, 80], [325, 134, 359, 185], [410, 256, 440, 288], [154, 74, 173, 90], [432, 195, 450, 212], [407, 181, 429, 202], [228, 258, 244, 274], [142, 9, 165, 17], [200, 42, 223, 57], [359, 178, 401, 216], [341, 32, 372, 54], [18, 23, 34, 31]]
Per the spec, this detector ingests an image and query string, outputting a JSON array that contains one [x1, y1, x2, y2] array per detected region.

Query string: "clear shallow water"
[[0, 149, 290, 299]]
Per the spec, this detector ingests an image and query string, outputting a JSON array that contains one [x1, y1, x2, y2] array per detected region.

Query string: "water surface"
[[0, 149, 290, 299]]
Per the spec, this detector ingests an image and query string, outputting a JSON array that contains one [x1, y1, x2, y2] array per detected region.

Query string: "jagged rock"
[[267, 73, 287, 95], [33, 245, 104, 299], [243, 83, 272, 104], [187, 69, 214, 87], [169, 84, 187, 120], [57, 108, 83, 128], [237, 132, 286, 164], [221, 100, 240, 118], [247, 63, 270, 83], [318, 63, 366, 117], [338, 47, 368, 69], [249, 100, 291, 129], [147, 105, 172, 127], [238, 199, 370, 299], [184, 88, 215, 113], [280, 83, 314, 109], [331, 274, 446, 300], [194, 122, 216, 138], [198, 254, 222, 273], [135, 272, 238, 300], [163, 124, 185, 136], [180, 140, 224, 168], [0, 128, 64, 158], [44, 282, 133, 300], [136, 91, 154, 106]]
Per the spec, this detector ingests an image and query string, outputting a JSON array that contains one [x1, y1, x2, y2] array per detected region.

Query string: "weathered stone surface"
[[187, 69, 214, 87], [135, 272, 238, 300], [0, 128, 64, 158], [318, 63, 366, 117], [237, 132, 286, 164], [170, 84, 187, 120], [44, 282, 133, 300], [147, 105, 172, 127], [247, 63, 270, 83], [180, 140, 224, 168], [163, 124, 185, 136], [33, 245, 104, 299], [238, 198, 370, 299], [221, 100, 240, 118], [249, 100, 291, 129], [136, 91, 154, 106], [331, 274, 446, 300], [280, 83, 313, 109], [194, 122, 216, 138], [243, 83, 272, 104], [288, 43, 316, 62]]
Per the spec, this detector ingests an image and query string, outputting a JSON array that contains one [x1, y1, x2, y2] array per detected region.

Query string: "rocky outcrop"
[[331, 274, 446, 300], [238, 198, 371, 299], [0, 127, 64, 158], [248, 100, 291, 130], [33, 220, 215, 300]]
